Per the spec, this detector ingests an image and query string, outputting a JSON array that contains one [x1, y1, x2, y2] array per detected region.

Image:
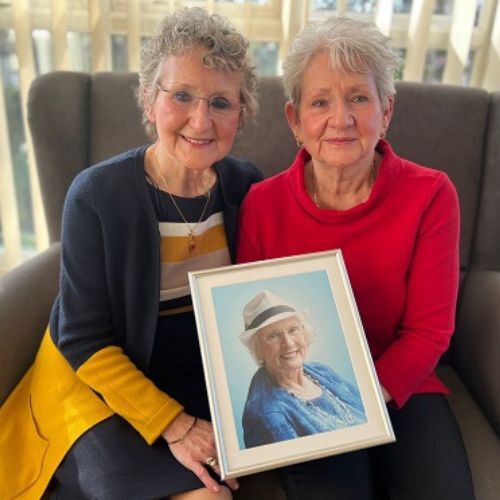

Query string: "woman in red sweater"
[[237, 16, 475, 500]]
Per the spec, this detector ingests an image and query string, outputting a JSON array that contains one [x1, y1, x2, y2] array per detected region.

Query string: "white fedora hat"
[[239, 290, 306, 347]]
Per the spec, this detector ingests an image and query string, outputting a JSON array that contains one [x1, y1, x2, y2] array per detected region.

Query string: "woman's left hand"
[[163, 413, 239, 493]]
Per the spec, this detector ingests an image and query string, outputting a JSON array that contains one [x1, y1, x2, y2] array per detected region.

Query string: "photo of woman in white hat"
[[239, 290, 366, 448]]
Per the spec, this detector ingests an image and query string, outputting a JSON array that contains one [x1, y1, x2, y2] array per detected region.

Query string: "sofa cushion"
[[90, 72, 147, 165], [437, 364, 500, 500], [387, 82, 489, 272], [28, 73, 91, 243], [472, 92, 500, 271], [454, 270, 500, 434], [0, 244, 60, 404]]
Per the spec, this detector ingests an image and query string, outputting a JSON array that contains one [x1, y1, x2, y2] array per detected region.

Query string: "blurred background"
[[1, 0, 499, 273]]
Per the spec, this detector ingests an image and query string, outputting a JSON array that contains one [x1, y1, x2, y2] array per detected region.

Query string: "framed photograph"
[[189, 249, 394, 479]]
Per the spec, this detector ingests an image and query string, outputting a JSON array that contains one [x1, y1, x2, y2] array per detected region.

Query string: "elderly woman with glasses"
[[237, 15, 475, 500], [240, 291, 366, 448], [1, 8, 261, 500]]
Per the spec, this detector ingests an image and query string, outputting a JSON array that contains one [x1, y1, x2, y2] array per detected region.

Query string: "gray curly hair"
[[137, 7, 258, 140], [283, 16, 400, 109]]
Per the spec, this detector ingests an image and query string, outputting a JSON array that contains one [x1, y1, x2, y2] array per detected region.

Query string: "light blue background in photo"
[[211, 270, 360, 450]]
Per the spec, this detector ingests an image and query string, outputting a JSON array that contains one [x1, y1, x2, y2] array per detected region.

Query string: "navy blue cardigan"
[[50, 145, 262, 373]]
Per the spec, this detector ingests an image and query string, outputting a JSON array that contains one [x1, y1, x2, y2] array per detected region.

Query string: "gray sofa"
[[1, 72, 499, 499]]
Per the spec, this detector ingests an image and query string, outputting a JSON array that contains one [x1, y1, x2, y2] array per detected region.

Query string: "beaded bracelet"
[[166, 416, 197, 445]]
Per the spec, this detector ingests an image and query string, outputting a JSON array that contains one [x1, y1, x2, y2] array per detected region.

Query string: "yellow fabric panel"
[[77, 345, 183, 444], [159, 247, 231, 300], [0, 330, 112, 500], [161, 223, 227, 263], [0, 331, 185, 499]]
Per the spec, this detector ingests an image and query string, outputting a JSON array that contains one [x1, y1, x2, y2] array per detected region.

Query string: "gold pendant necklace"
[[311, 157, 377, 209], [153, 151, 212, 253], [165, 187, 211, 253]]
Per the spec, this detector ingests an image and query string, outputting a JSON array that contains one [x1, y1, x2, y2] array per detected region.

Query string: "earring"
[[295, 136, 303, 148], [379, 129, 386, 139]]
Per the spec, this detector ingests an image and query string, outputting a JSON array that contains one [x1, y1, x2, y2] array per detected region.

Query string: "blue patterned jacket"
[[243, 362, 367, 448]]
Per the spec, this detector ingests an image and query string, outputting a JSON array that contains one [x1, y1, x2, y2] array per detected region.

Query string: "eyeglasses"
[[156, 84, 244, 116], [260, 323, 304, 345]]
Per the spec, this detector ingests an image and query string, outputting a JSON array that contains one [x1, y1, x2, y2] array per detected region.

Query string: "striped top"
[[147, 178, 231, 315]]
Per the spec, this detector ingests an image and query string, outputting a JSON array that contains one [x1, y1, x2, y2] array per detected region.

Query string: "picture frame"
[[189, 249, 395, 479]]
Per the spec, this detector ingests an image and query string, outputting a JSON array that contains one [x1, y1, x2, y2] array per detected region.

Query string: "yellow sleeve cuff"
[[77, 345, 184, 444]]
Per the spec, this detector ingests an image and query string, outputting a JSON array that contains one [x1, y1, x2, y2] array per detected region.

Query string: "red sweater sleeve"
[[374, 175, 460, 407]]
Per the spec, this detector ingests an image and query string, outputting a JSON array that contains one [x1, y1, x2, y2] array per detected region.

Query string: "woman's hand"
[[162, 412, 239, 493]]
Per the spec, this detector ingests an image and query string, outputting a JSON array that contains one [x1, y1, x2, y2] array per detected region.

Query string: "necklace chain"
[[152, 150, 212, 253], [311, 157, 377, 209], [289, 372, 357, 428]]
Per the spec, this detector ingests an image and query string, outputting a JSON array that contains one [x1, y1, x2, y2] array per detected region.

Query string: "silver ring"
[[205, 456, 218, 468]]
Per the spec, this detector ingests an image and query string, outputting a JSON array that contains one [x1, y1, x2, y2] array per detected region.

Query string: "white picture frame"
[[189, 249, 394, 479]]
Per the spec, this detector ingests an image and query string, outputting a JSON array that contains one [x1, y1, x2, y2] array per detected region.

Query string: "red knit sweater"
[[237, 140, 460, 408]]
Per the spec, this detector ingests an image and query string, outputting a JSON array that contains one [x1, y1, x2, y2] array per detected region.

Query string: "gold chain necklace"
[[311, 157, 377, 209], [153, 152, 212, 253]]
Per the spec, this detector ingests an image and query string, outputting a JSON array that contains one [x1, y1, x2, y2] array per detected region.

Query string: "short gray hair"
[[282, 16, 400, 108], [137, 7, 258, 140]]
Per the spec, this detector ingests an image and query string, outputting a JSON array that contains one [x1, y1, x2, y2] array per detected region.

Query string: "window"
[[348, 0, 376, 13], [32, 29, 53, 75], [0, 28, 35, 250], [435, 0, 454, 15], [423, 48, 447, 84], [393, 47, 406, 81], [0, 0, 498, 272], [313, 0, 338, 10], [67, 32, 91, 72], [394, 0, 412, 14], [251, 41, 279, 76], [111, 34, 128, 72]]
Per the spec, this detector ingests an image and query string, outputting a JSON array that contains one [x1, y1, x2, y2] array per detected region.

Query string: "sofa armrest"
[[454, 270, 500, 435], [0, 243, 60, 405]]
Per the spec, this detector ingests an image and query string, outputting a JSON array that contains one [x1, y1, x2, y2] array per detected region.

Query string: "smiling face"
[[146, 45, 242, 172], [256, 315, 309, 378], [286, 50, 393, 172]]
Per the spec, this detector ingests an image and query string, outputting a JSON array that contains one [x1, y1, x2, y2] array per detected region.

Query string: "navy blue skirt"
[[52, 313, 215, 499]]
